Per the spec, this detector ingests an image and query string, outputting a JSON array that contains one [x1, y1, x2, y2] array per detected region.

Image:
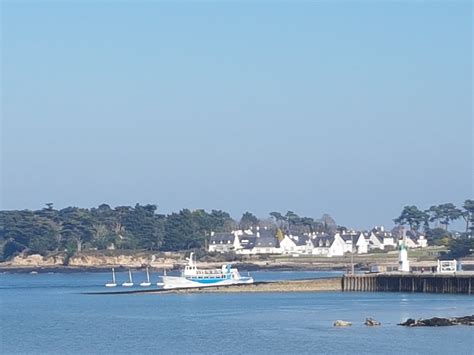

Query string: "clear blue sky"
[[1, 1, 472, 229]]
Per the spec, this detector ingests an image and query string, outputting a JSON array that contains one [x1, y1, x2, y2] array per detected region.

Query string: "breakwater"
[[85, 278, 342, 295], [342, 273, 473, 294], [86, 273, 474, 295]]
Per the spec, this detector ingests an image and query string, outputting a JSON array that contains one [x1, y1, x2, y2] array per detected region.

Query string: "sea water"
[[0, 271, 473, 354]]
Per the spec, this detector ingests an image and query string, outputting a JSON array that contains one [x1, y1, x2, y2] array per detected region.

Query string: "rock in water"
[[364, 318, 381, 326], [398, 315, 474, 327], [399, 318, 417, 327], [334, 320, 352, 327], [450, 315, 474, 326], [422, 317, 453, 327]]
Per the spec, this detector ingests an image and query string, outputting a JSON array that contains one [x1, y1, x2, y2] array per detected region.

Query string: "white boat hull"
[[162, 275, 254, 290]]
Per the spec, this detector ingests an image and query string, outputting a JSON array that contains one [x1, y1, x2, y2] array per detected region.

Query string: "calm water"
[[0, 271, 473, 354]]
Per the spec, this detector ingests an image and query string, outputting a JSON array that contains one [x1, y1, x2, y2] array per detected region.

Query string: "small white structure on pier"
[[398, 230, 410, 272], [437, 260, 457, 273]]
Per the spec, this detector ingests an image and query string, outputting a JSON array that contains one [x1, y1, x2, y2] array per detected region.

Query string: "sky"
[[1, 1, 472, 229]]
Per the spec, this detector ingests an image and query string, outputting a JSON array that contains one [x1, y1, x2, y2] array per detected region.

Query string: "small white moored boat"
[[140, 267, 151, 287], [105, 267, 117, 287], [122, 269, 134, 287]]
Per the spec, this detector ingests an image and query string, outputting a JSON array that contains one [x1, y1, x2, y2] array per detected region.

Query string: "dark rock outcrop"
[[398, 315, 474, 327], [364, 318, 381, 326]]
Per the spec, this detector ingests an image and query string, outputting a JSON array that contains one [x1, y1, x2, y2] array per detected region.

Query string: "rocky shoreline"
[[0, 252, 351, 273]]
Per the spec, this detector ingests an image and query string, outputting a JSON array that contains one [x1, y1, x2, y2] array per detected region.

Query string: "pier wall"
[[342, 274, 473, 294]]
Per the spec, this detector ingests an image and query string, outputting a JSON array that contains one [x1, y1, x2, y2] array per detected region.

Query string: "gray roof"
[[239, 235, 257, 249], [312, 235, 333, 247], [255, 231, 279, 248], [406, 230, 422, 238], [293, 235, 311, 246], [258, 229, 275, 239], [210, 233, 234, 244], [340, 234, 355, 242]]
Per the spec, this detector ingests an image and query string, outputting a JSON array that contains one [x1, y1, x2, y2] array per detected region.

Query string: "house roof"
[[312, 235, 333, 247], [293, 235, 311, 246], [210, 233, 234, 244], [255, 231, 279, 248], [406, 230, 423, 238], [257, 229, 275, 239], [340, 234, 355, 242], [239, 235, 257, 249]]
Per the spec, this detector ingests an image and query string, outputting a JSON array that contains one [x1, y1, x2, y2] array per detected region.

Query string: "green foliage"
[[276, 228, 285, 242], [393, 206, 429, 231], [161, 209, 234, 251], [0, 204, 236, 260], [447, 237, 474, 259], [462, 199, 474, 235], [427, 203, 463, 230], [239, 212, 259, 230], [425, 228, 452, 246], [270, 211, 328, 235]]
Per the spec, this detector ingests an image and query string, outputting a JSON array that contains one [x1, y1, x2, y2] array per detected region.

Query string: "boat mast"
[[112, 268, 116, 283]]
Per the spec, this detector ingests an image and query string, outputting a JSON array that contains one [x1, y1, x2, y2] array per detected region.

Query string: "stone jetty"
[[342, 273, 473, 294], [87, 272, 474, 295]]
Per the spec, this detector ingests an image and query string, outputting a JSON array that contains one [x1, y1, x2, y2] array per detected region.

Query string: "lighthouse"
[[398, 228, 410, 272]]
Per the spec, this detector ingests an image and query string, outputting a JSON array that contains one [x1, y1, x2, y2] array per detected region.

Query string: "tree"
[[447, 237, 474, 258], [239, 212, 259, 230], [320, 214, 337, 233], [461, 199, 474, 235], [162, 209, 202, 251], [59, 207, 94, 253], [122, 204, 164, 251], [0, 210, 60, 258], [270, 212, 285, 228], [394, 206, 429, 231], [300, 217, 315, 233], [428, 203, 463, 231], [275, 228, 285, 242], [285, 211, 300, 234], [207, 210, 235, 232], [425, 227, 451, 246]]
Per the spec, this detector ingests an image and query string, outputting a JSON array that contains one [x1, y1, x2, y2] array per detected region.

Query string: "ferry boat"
[[161, 252, 254, 289]]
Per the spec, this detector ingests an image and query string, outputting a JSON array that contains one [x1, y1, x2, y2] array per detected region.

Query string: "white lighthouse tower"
[[398, 228, 410, 272]]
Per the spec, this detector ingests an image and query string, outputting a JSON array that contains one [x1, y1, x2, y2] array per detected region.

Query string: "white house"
[[311, 234, 346, 257], [252, 229, 281, 254], [355, 233, 369, 254], [235, 234, 257, 255], [279, 235, 298, 254], [208, 232, 240, 253], [338, 232, 357, 253]]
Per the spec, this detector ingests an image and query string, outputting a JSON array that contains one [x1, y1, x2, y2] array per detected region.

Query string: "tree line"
[[0, 204, 337, 261], [394, 200, 474, 258], [394, 200, 474, 233], [1, 200, 472, 261], [0, 204, 235, 260]]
